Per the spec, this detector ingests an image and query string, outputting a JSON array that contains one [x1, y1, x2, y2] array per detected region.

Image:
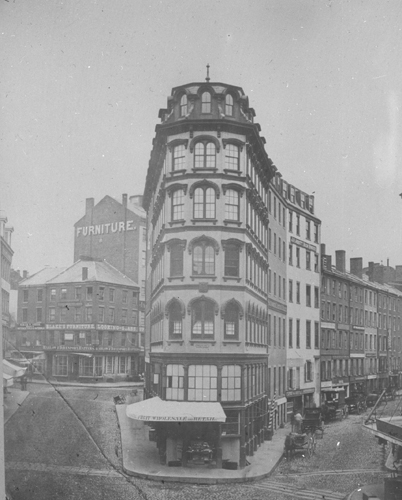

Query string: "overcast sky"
[[1, 0, 402, 275]]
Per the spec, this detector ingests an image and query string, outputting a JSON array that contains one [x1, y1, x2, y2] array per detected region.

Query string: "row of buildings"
[[6, 76, 402, 470]]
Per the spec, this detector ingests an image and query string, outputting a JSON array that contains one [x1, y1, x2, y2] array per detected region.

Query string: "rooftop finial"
[[206, 64, 210, 82]]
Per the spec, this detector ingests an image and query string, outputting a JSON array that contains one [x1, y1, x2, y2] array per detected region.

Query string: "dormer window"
[[201, 92, 211, 113], [225, 94, 233, 116], [180, 94, 187, 117]]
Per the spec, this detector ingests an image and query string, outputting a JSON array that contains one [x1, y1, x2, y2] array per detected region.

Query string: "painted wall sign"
[[76, 221, 135, 237], [43, 345, 138, 352], [290, 236, 317, 253]]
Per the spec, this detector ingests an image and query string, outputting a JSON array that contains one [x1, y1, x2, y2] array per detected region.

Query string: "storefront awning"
[[3, 359, 27, 379], [3, 374, 14, 387], [126, 397, 227, 422], [321, 387, 345, 392]]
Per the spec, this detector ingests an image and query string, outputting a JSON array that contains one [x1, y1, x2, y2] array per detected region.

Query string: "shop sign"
[[18, 324, 44, 331], [286, 388, 314, 397], [290, 236, 317, 252], [138, 415, 218, 422], [76, 220, 135, 237], [97, 324, 136, 332], [43, 345, 138, 352], [321, 381, 332, 388], [64, 333, 74, 341], [46, 324, 95, 330]]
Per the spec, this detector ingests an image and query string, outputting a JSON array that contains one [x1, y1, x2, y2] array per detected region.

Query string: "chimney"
[[320, 243, 326, 256], [350, 257, 363, 278], [129, 195, 143, 207], [82, 267, 88, 281], [122, 193, 127, 208], [387, 258, 390, 268], [321, 253, 332, 271], [22, 270, 28, 279], [368, 262, 374, 282], [86, 198, 94, 214], [335, 250, 346, 273]]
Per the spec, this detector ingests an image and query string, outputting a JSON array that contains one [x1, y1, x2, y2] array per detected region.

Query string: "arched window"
[[224, 189, 240, 221], [170, 243, 184, 277], [193, 187, 216, 219], [171, 189, 184, 221], [194, 142, 216, 169], [192, 241, 215, 275], [168, 301, 183, 338], [191, 298, 215, 337], [225, 144, 240, 170], [201, 91, 211, 113], [224, 302, 240, 339], [225, 94, 233, 116], [180, 94, 187, 117]]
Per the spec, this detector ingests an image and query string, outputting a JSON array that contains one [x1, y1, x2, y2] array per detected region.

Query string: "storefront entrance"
[[70, 354, 79, 380]]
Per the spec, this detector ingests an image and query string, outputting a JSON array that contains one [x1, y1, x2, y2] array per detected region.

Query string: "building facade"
[[142, 79, 277, 468], [267, 174, 287, 425], [320, 249, 402, 399], [16, 257, 142, 382], [1, 210, 13, 358], [286, 183, 321, 412]]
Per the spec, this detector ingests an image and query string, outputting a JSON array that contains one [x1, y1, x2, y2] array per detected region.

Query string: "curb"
[[120, 456, 285, 485]]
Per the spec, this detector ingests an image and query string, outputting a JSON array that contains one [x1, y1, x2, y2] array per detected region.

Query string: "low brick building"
[[16, 257, 142, 383]]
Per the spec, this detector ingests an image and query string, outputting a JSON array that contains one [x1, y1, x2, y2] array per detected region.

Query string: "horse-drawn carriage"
[[285, 408, 322, 459], [302, 408, 324, 438], [284, 431, 316, 459], [321, 388, 348, 423]]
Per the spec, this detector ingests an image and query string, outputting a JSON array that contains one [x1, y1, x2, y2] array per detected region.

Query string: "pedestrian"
[[293, 410, 303, 434], [21, 373, 28, 391]]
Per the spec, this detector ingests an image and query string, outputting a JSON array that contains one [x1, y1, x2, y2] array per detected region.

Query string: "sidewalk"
[[116, 404, 287, 484], [3, 388, 29, 424]]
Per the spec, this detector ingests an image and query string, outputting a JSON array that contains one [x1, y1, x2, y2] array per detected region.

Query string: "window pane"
[[193, 188, 204, 218], [225, 144, 239, 169], [192, 246, 203, 275], [225, 94, 233, 116], [201, 92, 211, 113], [194, 143, 204, 169], [204, 245, 215, 274], [205, 188, 215, 218], [173, 145, 185, 170], [172, 189, 184, 220], [225, 189, 239, 220], [205, 143, 216, 168]]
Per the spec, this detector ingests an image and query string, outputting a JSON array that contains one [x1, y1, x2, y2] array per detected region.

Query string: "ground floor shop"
[[44, 348, 143, 382], [285, 388, 316, 420]]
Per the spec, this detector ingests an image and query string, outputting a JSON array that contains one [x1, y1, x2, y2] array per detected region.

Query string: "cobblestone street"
[[5, 384, 402, 499]]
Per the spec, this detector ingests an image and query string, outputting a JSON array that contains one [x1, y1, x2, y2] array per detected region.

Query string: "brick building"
[[17, 257, 142, 382]]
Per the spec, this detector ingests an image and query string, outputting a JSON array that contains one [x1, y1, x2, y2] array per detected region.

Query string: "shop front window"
[[188, 364, 217, 401]]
